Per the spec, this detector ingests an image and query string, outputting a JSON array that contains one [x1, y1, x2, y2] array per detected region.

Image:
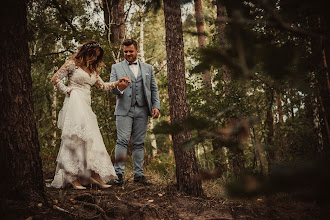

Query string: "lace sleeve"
[[51, 60, 76, 94], [95, 75, 117, 91]]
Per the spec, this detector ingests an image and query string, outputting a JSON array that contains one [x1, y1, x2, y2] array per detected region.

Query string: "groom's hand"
[[152, 108, 160, 119], [118, 76, 130, 92]]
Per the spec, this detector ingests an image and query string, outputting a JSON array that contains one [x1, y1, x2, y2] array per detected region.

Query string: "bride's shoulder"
[[66, 59, 76, 66], [64, 59, 78, 70]]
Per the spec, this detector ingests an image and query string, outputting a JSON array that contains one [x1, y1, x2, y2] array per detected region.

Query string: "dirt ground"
[[4, 178, 328, 220]]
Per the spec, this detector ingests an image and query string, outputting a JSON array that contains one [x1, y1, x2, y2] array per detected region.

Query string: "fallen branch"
[[54, 205, 77, 218], [119, 187, 145, 196]]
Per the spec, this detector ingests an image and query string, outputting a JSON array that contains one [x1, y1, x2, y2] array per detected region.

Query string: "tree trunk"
[[102, 0, 126, 62], [310, 15, 330, 159], [216, 0, 245, 176], [102, 0, 111, 42], [265, 88, 275, 173], [216, 0, 231, 83], [163, 0, 203, 196], [310, 74, 324, 153], [0, 0, 44, 205], [194, 0, 211, 88], [139, 13, 158, 157], [319, 17, 330, 157], [276, 92, 286, 157]]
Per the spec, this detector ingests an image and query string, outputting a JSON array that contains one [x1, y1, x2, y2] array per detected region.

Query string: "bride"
[[50, 40, 130, 189]]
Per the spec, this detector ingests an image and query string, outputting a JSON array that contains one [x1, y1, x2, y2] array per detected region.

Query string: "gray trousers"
[[114, 105, 149, 177]]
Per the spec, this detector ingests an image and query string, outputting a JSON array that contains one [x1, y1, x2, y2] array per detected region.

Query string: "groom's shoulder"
[[112, 62, 124, 68], [140, 62, 153, 69]]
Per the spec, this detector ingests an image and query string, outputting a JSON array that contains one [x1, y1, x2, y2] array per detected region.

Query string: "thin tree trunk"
[[319, 18, 330, 154], [163, 0, 203, 196], [276, 92, 286, 157], [102, 0, 111, 43], [265, 88, 275, 173], [102, 0, 126, 62], [310, 15, 330, 158], [251, 125, 265, 175], [211, 0, 228, 173], [139, 13, 158, 157], [194, 0, 211, 88], [216, 0, 245, 176], [216, 0, 231, 83], [139, 15, 145, 62], [0, 0, 44, 205]]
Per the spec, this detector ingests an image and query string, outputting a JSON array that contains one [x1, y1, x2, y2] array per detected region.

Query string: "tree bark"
[[163, 0, 203, 196], [102, 0, 126, 62], [103, 0, 111, 41], [194, 0, 211, 88], [310, 15, 330, 159], [216, 0, 231, 83], [319, 17, 330, 156], [276, 92, 286, 157], [265, 88, 275, 172], [310, 73, 324, 153], [215, 0, 246, 176], [0, 0, 44, 204]]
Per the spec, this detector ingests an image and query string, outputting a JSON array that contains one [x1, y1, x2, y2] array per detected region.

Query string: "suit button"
[[129, 95, 131, 97]]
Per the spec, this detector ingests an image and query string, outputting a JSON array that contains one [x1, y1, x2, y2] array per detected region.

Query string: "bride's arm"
[[51, 60, 75, 95], [95, 75, 119, 91]]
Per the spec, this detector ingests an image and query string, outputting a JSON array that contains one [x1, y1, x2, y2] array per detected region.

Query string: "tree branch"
[[51, 0, 78, 33], [31, 49, 74, 58]]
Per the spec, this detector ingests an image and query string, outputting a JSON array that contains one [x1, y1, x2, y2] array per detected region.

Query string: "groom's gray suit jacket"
[[110, 60, 160, 116]]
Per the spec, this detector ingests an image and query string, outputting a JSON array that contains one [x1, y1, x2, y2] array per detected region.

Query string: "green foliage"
[[148, 153, 175, 176]]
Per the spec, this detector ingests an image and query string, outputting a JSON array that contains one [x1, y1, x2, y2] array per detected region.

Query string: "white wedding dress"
[[50, 60, 117, 188]]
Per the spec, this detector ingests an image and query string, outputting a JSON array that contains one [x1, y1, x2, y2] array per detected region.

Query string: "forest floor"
[[4, 151, 329, 219], [5, 175, 328, 220]]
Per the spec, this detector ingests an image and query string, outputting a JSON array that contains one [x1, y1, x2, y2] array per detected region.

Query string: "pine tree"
[[163, 0, 203, 196], [0, 0, 44, 207]]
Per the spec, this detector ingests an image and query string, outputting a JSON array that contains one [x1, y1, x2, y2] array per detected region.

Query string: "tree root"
[[77, 201, 110, 220], [73, 193, 96, 204]]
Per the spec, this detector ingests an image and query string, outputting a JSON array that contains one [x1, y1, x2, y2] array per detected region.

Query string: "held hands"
[[117, 76, 131, 92], [152, 108, 160, 119]]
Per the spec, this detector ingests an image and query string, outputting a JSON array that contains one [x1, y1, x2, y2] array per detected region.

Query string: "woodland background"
[[1, 0, 330, 219]]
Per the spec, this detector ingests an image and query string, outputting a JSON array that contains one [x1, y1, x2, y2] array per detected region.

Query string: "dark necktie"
[[129, 62, 138, 65]]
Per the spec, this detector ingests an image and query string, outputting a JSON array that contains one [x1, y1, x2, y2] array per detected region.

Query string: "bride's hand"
[[119, 76, 130, 84], [117, 76, 130, 91]]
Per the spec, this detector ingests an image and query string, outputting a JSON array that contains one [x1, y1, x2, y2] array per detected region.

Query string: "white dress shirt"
[[129, 59, 139, 79]]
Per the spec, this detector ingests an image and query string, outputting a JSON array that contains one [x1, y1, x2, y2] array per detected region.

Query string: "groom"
[[110, 39, 160, 186]]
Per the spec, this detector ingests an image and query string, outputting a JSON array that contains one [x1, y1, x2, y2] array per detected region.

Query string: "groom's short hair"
[[123, 39, 138, 50]]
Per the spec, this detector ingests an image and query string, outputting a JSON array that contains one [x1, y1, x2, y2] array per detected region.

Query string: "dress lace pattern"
[[50, 60, 117, 188]]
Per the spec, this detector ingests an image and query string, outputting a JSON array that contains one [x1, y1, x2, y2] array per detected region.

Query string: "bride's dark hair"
[[72, 40, 104, 74]]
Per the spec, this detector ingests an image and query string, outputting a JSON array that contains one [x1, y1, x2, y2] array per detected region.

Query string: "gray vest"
[[131, 71, 147, 107]]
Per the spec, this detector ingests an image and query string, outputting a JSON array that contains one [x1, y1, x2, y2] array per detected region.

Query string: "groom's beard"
[[125, 55, 137, 62]]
